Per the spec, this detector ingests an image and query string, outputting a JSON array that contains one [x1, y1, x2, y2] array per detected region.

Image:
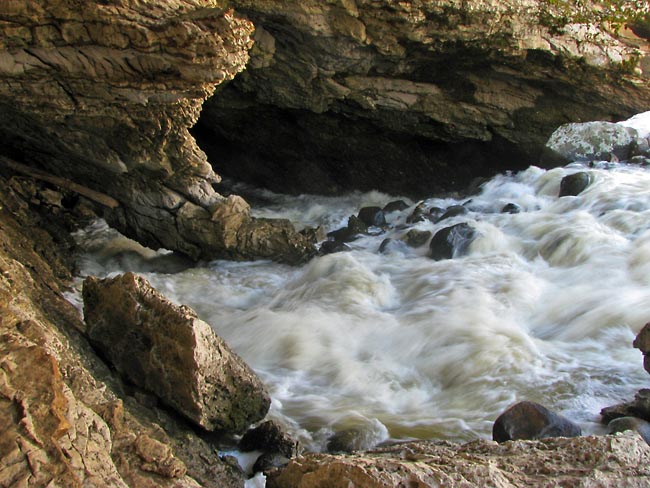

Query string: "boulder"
[[82, 272, 270, 433], [406, 202, 427, 224], [320, 240, 352, 255], [542, 122, 639, 166], [559, 172, 592, 197], [327, 215, 368, 242], [403, 229, 432, 248], [239, 420, 298, 459], [608, 417, 650, 445], [429, 223, 476, 260], [436, 205, 469, 223], [601, 389, 650, 424], [358, 206, 386, 227], [382, 200, 409, 213], [492, 401, 581, 443]]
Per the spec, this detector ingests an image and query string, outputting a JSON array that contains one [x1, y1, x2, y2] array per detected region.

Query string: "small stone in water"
[[436, 205, 468, 222], [559, 172, 591, 197], [502, 203, 522, 214]]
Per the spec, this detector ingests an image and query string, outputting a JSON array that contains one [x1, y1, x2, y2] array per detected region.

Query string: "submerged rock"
[[240, 420, 298, 459], [320, 240, 352, 255], [83, 272, 270, 433], [358, 206, 386, 227], [502, 203, 522, 214], [403, 229, 432, 248], [559, 172, 592, 197], [493, 401, 581, 442], [429, 223, 476, 260]]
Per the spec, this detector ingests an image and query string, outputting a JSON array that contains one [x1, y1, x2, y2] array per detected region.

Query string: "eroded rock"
[[83, 272, 270, 433], [559, 172, 592, 197], [267, 433, 650, 488], [429, 223, 477, 260]]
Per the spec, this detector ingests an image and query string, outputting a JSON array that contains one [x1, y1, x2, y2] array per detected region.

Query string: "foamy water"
[[71, 162, 650, 452]]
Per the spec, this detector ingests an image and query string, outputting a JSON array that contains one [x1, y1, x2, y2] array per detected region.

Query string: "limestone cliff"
[[0, 0, 314, 264], [197, 0, 650, 196]]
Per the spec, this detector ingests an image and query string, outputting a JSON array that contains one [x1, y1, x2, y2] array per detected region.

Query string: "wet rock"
[[559, 172, 592, 197], [492, 401, 581, 443], [436, 205, 469, 223], [239, 421, 298, 459], [542, 122, 639, 166], [253, 452, 292, 474], [326, 428, 372, 453], [633, 322, 650, 354], [428, 206, 445, 221], [382, 200, 409, 213], [327, 215, 368, 243], [406, 202, 427, 224], [601, 389, 650, 424], [429, 223, 476, 260], [358, 206, 386, 227], [502, 203, 522, 214], [267, 432, 650, 488], [378, 238, 393, 254], [320, 240, 351, 255], [403, 229, 432, 248], [608, 417, 650, 445], [82, 272, 270, 433]]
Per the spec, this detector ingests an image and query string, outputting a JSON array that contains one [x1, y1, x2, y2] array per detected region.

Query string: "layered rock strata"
[[83, 272, 270, 433], [0, 1, 314, 264], [196, 0, 650, 196]]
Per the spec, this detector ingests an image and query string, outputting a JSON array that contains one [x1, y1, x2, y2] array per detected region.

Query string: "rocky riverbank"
[[2, 1, 650, 487]]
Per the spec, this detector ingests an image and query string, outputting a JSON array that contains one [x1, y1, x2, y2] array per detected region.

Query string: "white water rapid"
[[69, 162, 650, 452]]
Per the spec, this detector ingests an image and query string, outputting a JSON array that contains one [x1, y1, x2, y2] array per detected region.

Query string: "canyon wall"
[[197, 0, 650, 196]]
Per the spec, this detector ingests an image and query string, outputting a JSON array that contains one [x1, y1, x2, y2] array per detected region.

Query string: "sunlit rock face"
[[197, 0, 650, 197], [0, 1, 315, 263]]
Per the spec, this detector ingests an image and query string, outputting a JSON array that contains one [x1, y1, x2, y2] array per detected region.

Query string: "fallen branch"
[[0, 157, 120, 209]]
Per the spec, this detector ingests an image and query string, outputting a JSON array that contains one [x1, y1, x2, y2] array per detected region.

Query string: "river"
[[68, 161, 650, 453]]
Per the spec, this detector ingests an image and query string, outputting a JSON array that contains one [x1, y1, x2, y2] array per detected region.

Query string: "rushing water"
[[69, 162, 650, 452]]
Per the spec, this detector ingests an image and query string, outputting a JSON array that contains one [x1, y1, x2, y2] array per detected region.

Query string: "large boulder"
[[541, 122, 639, 165], [82, 272, 270, 433], [493, 401, 581, 443]]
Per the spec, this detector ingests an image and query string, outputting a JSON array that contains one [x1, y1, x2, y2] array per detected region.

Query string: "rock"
[[542, 122, 639, 166], [492, 401, 581, 443], [406, 202, 427, 224], [326, 428, 371, 454], [358, 206, 386, 227], [633, 322, 650, 355], [320, 240, 352, 255], [252, 452, 292, 474], [135, 434, 187, 479], [327, 215, 368, 242], [382, 200, 409, 213], [601, 389, 650, 424], [429, 223, 476, 260], [436, 205, 469, 223], [403, 229, 432, 248], [608, 417, 650, 445], [378, 238, 393, 254], [82, 272, 270, 433], [239, 421, 298, 459], [0, 177, 245, 487], [501, 203, 522, 214], [428, 207, 445, 221], [197, 1, 650, 198], [267, 432, 650, 488], [559, 172, 592, 197]]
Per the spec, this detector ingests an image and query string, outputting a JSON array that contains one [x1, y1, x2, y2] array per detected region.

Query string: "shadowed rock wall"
[[197, 0, 650, 197]]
